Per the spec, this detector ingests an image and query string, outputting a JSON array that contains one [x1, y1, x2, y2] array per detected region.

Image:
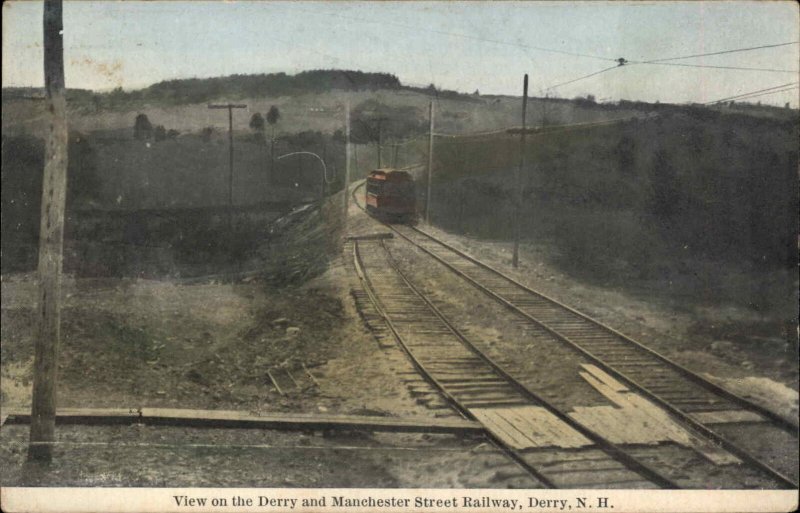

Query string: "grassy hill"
[[428, 108, 798, 319], [3, 69, 798, 298]]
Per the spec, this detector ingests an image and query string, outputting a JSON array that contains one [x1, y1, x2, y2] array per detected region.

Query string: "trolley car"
[[365, 168, 417, 223]]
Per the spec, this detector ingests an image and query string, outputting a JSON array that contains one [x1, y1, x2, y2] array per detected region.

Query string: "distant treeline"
[[2, 69, 477, 111]]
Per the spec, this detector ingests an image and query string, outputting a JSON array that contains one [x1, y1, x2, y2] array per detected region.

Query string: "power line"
[[727, 86, 799, 103], [642, 41, 799, 63], [545, 64, 627, 91], [275, 6, 618, 63], [705, 82, 799, 104], [639, 61, 798, 73]]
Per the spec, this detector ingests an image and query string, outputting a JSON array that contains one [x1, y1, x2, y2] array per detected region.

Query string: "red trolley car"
[[365, 168, 417, 223]]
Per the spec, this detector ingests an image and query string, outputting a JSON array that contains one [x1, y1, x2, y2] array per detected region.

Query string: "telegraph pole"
[[343, 101, 351, 220], [425, 101, 435, 224], [29, 0, 68, 462], [208, 103, 247, 212], [513, 74, 528, 269], [374, 117, 388, 168]]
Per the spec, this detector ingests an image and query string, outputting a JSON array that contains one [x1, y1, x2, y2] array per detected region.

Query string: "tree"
[[266, 105, 281, 127], [154, 125, 166, 141], [201, 126, 214, 143], [249, 112, 265, 132], [134, 113, 153, 140]]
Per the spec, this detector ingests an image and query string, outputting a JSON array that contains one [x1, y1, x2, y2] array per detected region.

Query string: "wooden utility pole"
[[343, 101, 351, 220], [29, 0, 68, 462], [425, 101, 435, 224], [208, 104, 247, 211], [374, 117, 388, 168], [513, 74, 528, 269]]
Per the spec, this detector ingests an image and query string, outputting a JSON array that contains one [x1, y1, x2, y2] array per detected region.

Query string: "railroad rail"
[[352, 238, 683, 488], [389, 223, 799, 488], [350, 181, 799, 489]]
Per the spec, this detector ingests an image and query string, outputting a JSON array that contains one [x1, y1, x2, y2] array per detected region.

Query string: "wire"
[[639, 61, 798, 73], [705, 82, 799, 104], [434, 116, 638, 142], [545, 64, 626, 91], [706, 82, 799, 104], [275, 5, 618, 63], [642, 41, 799, 63], [726, 86, 798, 103]]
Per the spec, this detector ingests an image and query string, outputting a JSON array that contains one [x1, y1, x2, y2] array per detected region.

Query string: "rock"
[[272, 317, 290, 327], [741, 360, 755, 370], [318, 405, 328, 412], [286, 326, 301, 337], [711, 340, 734, 354]]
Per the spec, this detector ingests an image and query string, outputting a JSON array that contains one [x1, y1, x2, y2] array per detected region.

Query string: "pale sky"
[[3, 1, 799, 106]]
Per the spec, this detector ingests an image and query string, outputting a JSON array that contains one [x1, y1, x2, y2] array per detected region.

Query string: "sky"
[[3, 0, 799, 106]]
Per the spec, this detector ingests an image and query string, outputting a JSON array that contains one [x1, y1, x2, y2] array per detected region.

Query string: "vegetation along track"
[[351, 180, 799, 488]]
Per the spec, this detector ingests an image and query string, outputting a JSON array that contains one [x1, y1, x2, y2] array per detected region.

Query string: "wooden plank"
[[2, 407, 483, 435], [471, 408, 536, 450], [691, 410, 765, 424], [572, 368, 741, 465], [473, 406, 592, 450]]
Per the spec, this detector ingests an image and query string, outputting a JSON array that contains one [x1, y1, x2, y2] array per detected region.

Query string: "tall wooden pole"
[[29, 0, 68, 462], [208, 103, 247, 213], [425, 101, 435, 224], [513, 74, 528, 268], [343, 101, 351, 220], [376, 118, 384, 168]]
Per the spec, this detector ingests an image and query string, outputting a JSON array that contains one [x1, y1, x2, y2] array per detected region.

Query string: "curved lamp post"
[[276, 151, 332, 202]]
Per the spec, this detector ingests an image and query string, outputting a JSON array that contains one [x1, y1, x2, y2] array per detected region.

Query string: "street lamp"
[[276, 151, 332, 202]]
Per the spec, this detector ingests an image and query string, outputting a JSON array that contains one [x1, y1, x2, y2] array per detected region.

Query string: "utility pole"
[[425, 101, 435, 224], [29, 0, 68, 462], [208, 103, 247, 213], [513, 74, 528, 269], [374, 117, 388, 168], [343, 101, 351, 220]]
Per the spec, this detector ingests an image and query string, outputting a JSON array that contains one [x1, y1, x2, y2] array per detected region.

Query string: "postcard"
[[1, 1, 798, 512]]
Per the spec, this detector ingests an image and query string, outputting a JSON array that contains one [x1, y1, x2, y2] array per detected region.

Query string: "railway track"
[[350, 181, 798, 488], [387, 223, 799, 488], [352, 238, 680, 489]]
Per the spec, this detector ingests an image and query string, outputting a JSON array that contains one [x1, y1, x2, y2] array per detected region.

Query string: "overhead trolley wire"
[[277, 5, 618, 63], [637, 62, 798, 73], [642, 41, 799, 63], [706, 82, 799, 104], [542, 41, 798, 94], [545, 64, 627, 91]]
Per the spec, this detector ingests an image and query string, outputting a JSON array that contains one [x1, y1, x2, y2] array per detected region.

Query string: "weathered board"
[[0, 407, 482, 434], [568, 364, 740, 465], [471, 406, 593, 450], [690, 410, 765, 424]]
